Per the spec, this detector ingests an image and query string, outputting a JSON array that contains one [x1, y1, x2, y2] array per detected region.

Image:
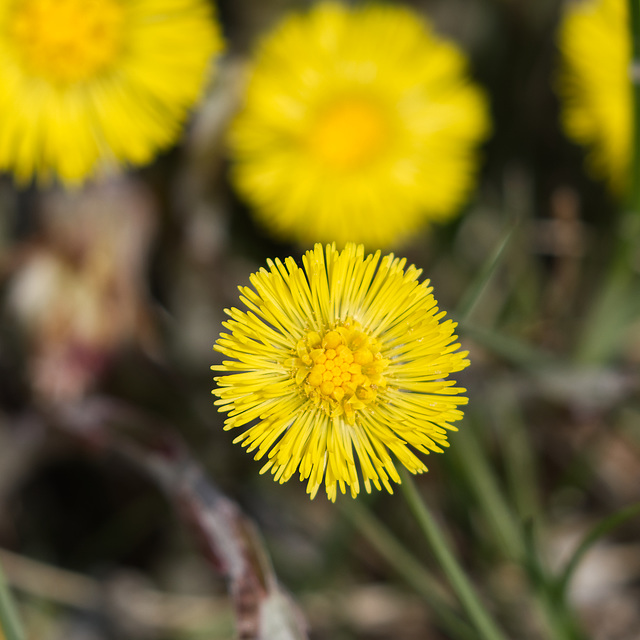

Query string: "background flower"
[[0, 0, 224, 185], [213, 243, 469, 501], [557, 0, 630, 191], [229, 2, 489, 248]]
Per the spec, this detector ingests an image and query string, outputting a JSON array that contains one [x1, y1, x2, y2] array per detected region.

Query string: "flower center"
[[294, 319, 388, 424], [9, 0, 125, 84], [307, 98, 389, 171]]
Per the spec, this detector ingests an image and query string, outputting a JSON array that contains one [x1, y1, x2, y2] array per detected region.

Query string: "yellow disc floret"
[[9, 0, 124, 84], [307, 99, 390, 171], [294, 320, 388, 425]]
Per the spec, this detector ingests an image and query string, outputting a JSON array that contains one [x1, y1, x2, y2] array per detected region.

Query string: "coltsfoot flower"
[[229, 2, 489, 247], [0, 0, 224, 185], [557, 0, 630, 191], [212, 244, 470, 501]]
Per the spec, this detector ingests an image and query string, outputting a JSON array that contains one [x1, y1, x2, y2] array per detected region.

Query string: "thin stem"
[[0, 562, 24, 640], [399, 469, 508, 640], [339, 500, 477, 640]]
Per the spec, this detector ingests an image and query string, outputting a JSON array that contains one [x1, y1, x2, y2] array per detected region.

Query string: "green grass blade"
[[0, 562, 24, 640], [456, 321, 558, 369], [555, 502, 640, 601], [340, 500, 478, 640], [456, 223, 516, 321]]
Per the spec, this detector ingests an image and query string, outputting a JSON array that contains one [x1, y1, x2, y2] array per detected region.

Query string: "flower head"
[[229, 2, 489, 248], [557, 0, 630, 191], [212, 244, 469, 501], [0, 0, 224, 186]]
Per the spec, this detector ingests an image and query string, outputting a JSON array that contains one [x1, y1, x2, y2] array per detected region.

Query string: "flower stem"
[[339, 500, 477, 640], [399, 469, 508, 640]]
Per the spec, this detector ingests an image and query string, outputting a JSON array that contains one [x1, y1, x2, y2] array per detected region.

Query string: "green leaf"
[[522, 519, 547, 589], [0, 561, 25, 640], [555, 502, 640, 601]]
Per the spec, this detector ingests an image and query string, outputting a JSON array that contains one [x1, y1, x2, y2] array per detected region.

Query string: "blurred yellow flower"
[[558, 0, 630, 191], [229, 2, 489, 248], [212, 243, 469, 501], [0, 0, 223, 186]]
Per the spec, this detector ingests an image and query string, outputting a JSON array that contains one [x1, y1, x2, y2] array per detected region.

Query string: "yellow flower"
[[0, 0, 223, 186], [557, 0, 631, 191], [212, 243, 469, 501], [229, 2, 489, 248]]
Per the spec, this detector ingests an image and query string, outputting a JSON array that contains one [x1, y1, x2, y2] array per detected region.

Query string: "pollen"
[[307, 98, 390, 171], [9, 0, 124, 84], [295, 321, 389, 425]]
